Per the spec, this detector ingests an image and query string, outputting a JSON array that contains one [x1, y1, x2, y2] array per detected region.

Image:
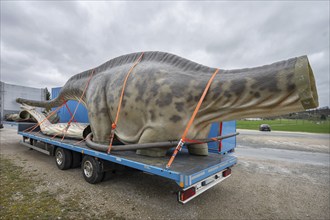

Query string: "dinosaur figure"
[[17, 51, 318, 157]]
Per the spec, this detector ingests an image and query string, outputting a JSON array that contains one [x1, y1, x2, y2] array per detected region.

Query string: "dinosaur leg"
[[87, 105, 112, 145], [136, 128, 168, 157]]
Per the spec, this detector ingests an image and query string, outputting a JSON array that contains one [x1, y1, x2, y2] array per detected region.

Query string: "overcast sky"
[[1, 1, 329, 107]]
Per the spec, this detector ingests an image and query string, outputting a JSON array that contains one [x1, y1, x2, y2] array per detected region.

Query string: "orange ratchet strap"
[[166, 68, 220, 169], [63, 101, 77, 123], [52, 69, 95, 141], [107, 52, 144, 154], [23, 103, 66, 133], [67, 69, 95, 126]]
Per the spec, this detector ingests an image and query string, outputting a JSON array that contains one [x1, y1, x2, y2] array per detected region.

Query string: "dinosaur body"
[[17, 51, 318, 156]]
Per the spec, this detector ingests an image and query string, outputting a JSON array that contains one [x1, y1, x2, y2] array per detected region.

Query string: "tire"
[[55, 148, 72, 170], [29, 138, 35, 145], [81, 156, 104, 184], [71, 151, 82, 168]]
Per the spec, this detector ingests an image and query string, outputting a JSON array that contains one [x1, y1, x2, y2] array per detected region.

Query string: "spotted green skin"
[[16, 51, 318, 157]]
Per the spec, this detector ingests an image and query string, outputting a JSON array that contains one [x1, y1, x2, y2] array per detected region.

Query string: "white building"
[[0, 81, 46, 120]]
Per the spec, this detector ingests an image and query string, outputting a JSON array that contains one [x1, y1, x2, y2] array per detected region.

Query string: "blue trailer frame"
[[17, 121, 237, 203]]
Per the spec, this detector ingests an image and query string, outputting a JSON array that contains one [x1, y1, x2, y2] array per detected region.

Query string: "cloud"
[[1, 1, 329, 107]]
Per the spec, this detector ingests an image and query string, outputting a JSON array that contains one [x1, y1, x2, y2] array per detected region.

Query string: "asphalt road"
[[1, 126, 329, 219], [236, 129, 329, 166], [236, 129, 329, 153]]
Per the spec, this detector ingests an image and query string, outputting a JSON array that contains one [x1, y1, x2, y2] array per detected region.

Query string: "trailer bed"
[[18, 130, 236, 188], [17, 121, 237, 203]]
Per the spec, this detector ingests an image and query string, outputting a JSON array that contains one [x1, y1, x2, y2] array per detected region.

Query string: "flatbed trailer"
[[17, 122, 237, 204]]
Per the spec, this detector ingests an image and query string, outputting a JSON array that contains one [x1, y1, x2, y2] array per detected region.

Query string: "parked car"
[[259, 124, 271, 131]]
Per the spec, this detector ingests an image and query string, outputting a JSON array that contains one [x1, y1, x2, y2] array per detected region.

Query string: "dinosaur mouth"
[[19, 111, 31, 120], [295, 56, 319, 109]]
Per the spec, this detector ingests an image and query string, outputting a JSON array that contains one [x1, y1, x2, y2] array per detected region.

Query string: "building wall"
[[0, 81, 46, 119]]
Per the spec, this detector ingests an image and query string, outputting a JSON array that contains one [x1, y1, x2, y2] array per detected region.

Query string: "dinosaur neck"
[[194, 56, 318, 129]]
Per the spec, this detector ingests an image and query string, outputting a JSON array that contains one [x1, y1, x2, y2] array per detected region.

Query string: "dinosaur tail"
[[15, 77, 82, 109], [16, 95, 65, 109], [16, 69, 91, 109]]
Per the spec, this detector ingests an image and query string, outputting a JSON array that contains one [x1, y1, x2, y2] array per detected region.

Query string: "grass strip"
[[237, 119, 330, 133]]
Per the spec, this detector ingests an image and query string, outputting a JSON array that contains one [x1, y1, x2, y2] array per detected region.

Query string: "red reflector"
[[223, 168, 232, 177], [180, 187, 196, 201]]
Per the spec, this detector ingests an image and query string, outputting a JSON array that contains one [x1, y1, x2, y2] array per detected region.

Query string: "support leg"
[[135, 128, 168, 157], [187, 143, 208, 156]]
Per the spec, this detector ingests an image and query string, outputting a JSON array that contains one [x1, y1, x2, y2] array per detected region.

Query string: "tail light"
[[179, 187, 196, 202], [222, 168, 231, 177]]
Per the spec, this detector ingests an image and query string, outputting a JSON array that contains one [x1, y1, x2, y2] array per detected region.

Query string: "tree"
[[45, 88, 51, 111], [45, 88, 51, 100], [320, 114, 327, 120]]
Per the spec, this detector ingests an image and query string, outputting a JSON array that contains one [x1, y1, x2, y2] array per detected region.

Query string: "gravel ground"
[[0, 127, 329, 219]]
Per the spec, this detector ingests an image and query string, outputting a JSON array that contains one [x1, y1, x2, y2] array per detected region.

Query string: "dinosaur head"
[[197, 55, 319, 125], [19, 104, 36, 119]]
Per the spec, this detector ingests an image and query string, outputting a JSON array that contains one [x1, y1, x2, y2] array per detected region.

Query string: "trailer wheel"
[[55, 148, 72, 170], [82, 156, 104, 184], [71, 151, 82, 168]]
